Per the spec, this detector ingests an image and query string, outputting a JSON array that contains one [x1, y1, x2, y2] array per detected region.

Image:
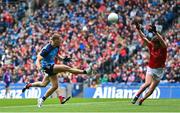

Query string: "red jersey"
[[147, 43, 167, 68]]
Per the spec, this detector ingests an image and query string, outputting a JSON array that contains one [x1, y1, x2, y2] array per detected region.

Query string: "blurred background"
[[0, 0, 179, 99]]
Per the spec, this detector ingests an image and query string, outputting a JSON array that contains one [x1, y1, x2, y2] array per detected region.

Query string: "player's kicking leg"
[[53, 64, 93, 75], [50, 64, 93, 105], [131, 74, 152, 104]]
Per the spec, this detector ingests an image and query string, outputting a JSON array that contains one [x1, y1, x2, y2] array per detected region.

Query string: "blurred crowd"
[[0, 0, 179, 86]]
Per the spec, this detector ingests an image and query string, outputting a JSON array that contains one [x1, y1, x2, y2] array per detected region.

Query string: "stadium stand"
[[0, 0, 179, 86]]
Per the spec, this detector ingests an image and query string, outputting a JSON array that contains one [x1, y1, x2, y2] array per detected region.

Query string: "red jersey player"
[[131, 22, 167, 105]]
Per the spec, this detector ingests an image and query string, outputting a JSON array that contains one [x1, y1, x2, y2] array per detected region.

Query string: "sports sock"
[[27, 83, 32, 88], [58, 96, 64, 104], [42, 96, 46, 101]]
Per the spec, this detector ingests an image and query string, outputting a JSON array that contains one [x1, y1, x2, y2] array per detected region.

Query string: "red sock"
[[58, 96, 64, 104], [27, 83, 32, 88], [140, 98, 144, 103]]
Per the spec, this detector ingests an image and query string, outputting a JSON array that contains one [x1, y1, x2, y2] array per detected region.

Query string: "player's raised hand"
[[148, 25, 157, 33], [134, 21, 141, 30], [63, 56, 72, 62]]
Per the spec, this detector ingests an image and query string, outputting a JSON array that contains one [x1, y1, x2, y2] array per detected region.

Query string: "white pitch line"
[[0, 112, 179, 113], [1, 101, 179, 113], [0, 100, 125, 109]]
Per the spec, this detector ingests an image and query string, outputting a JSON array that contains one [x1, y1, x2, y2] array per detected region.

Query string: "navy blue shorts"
[[5, 82, 10, 88], [42, 64, 57, 76]]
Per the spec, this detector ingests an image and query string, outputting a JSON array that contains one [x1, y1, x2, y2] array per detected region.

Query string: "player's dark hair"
[[151, 38, 160, 45]]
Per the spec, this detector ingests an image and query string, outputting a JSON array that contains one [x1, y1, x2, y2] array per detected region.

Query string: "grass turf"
[[0, 98, 180, 112]]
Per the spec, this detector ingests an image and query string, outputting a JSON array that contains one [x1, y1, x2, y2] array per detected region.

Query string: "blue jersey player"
[[22, 34, 93, 107]]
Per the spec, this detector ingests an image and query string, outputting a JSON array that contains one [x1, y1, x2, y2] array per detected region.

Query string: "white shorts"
[[146, 66, 164, 80]]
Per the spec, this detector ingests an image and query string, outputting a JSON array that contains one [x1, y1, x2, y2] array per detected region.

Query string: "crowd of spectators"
[[0, 0, 179, 86]]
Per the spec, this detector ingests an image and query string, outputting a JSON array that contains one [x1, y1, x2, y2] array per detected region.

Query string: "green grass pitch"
[[0, 98, 180, 112]]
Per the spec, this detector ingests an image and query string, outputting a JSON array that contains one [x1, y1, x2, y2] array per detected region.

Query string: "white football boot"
[[37, 98, 44, 108]]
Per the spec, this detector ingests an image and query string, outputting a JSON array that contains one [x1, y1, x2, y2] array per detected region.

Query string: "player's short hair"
[[50, 34, 60, 40]]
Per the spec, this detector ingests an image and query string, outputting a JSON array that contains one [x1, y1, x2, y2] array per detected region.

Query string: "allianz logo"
[[25, 88, 41, 98], [93, 87, 160, 99], [0, 88, 41, 98]]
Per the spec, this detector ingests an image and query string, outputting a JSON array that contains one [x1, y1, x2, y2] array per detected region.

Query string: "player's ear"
[[49, 40, 53, 43]]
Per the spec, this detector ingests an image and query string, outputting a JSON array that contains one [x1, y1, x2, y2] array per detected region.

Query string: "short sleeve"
[[40, 49, 49, 57]]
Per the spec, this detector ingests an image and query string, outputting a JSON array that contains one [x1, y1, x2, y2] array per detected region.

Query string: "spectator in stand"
[[3, 68, 12, 98]]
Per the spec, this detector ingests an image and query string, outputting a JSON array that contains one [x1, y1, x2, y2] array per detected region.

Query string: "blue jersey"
[[39, 43, 59, 68]]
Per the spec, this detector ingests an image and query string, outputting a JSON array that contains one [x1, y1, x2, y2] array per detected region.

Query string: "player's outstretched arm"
[[36, 53, 43, 70], [134, 22, 151, 46], [154, 32, 167, 48], [149, 25, 167, 48]]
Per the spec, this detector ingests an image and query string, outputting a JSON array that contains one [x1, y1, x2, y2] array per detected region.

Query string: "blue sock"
[[42, 96, 46, 101]]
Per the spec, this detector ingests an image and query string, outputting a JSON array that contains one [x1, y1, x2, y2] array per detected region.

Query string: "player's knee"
[[41, 83, 48, 87], [63, 66, 71, 71]]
